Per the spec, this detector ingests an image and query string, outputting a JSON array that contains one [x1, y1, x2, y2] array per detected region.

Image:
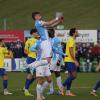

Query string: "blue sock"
[[94, 81, 100, 91], [63, 76, 75, 90], [3, 80, 8, 89], [25, 79, 31, 89]]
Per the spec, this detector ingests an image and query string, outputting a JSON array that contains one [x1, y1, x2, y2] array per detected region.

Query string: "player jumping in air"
[[30, 12, 63, 100]]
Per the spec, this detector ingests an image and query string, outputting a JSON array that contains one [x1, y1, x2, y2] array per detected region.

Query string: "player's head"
[[0, 39, 4, 47], [48, 28, 55, 38], [69, 28, 79, 37], [32, 12, 42, 20], [30, 28, 40, 39]]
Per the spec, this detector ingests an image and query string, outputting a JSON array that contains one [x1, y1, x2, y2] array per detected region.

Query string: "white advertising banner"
[[14, 58, 26, 71], [4, 58, 26, 71], [77, 30, 97, 43], [55, 30, 97, 43], [4, 59, 12, 71]]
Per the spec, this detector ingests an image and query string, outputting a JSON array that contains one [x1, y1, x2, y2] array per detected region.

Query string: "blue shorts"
[[26, 57, 36, 64], [65, 62, 77, 72], [0, 68, 7, 76], [26, 57, 36, 74]]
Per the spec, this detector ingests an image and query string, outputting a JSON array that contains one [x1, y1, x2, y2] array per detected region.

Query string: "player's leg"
[[36, 77, 44, 100], [28, 40, 52, 69], [24, 70, 35, 96], [54, 71, 64, 95], [24, 57, 36, 96], [47, 60, 55, 95], [36, 66, 45, 100], [91, 81, 100, 96], [63, 62, 77, 96], [46, 75, 54, 95], [1, 69, 12, 95]]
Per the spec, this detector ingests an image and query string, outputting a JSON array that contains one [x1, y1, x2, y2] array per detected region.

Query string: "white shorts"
[[36, 64, 51, 77], [40, 40, 52, 58], [50, 59, 61, 72]]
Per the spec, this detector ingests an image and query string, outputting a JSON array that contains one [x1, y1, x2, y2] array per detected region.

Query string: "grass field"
[[0, 72, 100, 100], [0, 0, 100, 29]]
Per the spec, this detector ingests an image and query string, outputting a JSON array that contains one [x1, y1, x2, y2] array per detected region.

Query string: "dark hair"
[[0, 39, 3, 42], [32, 12, 40, 20], [48, 28, 55, 38], [30, 28, 37, 35], [69, 28, 76, 36]]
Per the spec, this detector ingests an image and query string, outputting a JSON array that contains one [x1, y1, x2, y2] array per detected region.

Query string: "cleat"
[[24, 91, 34, 96], [4, 91, 12, 95], [57, 90, 64, 96], [66, 92, 76, 96], [91, 91, 98, 96]]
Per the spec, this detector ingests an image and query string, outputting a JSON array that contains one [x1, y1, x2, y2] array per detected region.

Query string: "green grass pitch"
[[0, 0, 100, 29], [0, 72, 100, 100]]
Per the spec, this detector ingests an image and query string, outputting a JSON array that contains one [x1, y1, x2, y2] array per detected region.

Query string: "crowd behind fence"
[[4, 41, 100, 72]]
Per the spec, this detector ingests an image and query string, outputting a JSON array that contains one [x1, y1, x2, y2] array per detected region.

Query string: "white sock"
[[24, 89, 28, 92], [36, 84, 42, 98], [66, 90, 71, 94], [41, 81, 49, 92], [29, 60, 48, 68], [93, 90, 96, 93], [4, 88, 8, 93], [49, 82, 54, 93], [56, 76, 63, 90]]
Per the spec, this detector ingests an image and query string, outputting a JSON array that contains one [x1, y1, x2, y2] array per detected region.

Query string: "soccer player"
[[47, 28, 66, 95], [28, 11, 63, 69], [0, 40, 12, 95], [30, 39, 52, 100], [30, 11, 63, 100], [91, 61, 100, 96], [63, 28, 79, 96], [24, 28, 39, 96]]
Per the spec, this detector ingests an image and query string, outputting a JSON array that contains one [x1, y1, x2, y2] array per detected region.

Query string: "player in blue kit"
[[47, 28, 66, 95]]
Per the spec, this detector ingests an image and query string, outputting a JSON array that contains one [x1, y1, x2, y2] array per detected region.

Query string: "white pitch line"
[[5, 87, 92, 92]]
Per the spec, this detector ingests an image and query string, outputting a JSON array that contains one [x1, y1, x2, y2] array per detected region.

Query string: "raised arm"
[[30, 40, 41, 52], [52, 46, 66, 57], [42, 17, 63, 27]]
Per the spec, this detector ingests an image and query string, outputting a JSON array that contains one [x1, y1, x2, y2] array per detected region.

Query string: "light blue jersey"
[[35, 20, 49, 40], [51, 37, 65, 61]]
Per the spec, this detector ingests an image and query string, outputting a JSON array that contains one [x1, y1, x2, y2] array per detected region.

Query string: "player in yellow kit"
[[23, 28, 39, 96], [63, 28, 79, 96], [0, 40, 12, 95]]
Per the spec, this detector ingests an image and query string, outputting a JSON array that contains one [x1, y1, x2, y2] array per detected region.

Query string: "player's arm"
[[30, 40, 40, 52], [69, 47, 79, 67], [41, 17, 63, 27], [69, 47, 76, 61], [52, 46, 66, 57], [48, 20, 62, 28], [24, 41, 29, 55]]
